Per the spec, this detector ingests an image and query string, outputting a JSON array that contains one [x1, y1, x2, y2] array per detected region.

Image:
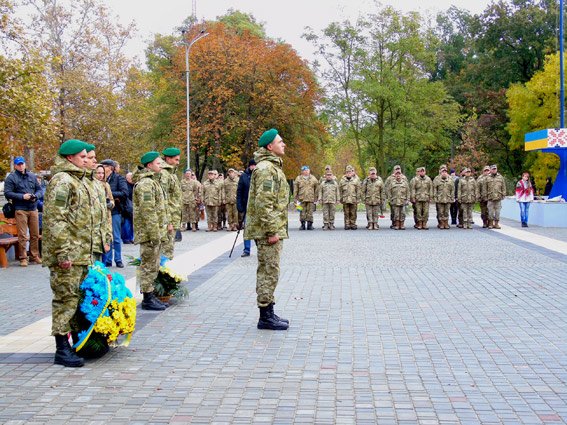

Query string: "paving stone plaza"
[[0, 212, 566, 424]]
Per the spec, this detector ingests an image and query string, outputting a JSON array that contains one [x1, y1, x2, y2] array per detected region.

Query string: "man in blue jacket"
[[236, 159, 256, 257], [4, 156, 42, 266], [100, 159, 129, 268]]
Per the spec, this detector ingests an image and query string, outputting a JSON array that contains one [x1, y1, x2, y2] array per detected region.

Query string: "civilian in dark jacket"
[[100, 159, 128, 268], [4, 156, 42, 266], [121, 172, 134, 243], [236, 159, 256, 257]]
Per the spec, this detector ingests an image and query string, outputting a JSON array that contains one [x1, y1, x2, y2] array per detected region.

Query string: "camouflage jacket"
[[224, 176, 239, 204], [318, 179, 340, 203], [43, 156, 95, 267], [410, 175, 433, 202], [181, 177, 196, 204], [339, 175, 361, 204], [133, 167, 167, 244], [192, 180, 203, 203], [160, 163, 182, 228], [203, 178, 222, 206], [293, 174, 319, 202], [476, 175, 488, 201], [362, 177, 385, 205], [85, 174, 113, 255], [486, 173, 507, 201], [384, 173, 408, 194], [458, 176, 478, 203], [244, 148, 289, 240], [433, 175, 455, 203], [386, 178, 410, 206]]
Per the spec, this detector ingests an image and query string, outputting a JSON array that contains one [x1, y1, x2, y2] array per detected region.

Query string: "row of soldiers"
[[293, 163, 507, 230]]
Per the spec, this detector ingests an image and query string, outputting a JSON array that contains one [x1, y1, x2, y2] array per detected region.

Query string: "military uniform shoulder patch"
[[55, 189, 68, 207], [262, 180, 273, 191]]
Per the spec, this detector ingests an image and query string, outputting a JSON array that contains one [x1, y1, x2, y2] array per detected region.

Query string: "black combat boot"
[[300, 221, 306, 230], [257, 306, 288, 330], [142, 292, 166, 311], [54, 334, 84, 367], [268, 302, 289, 324], [187, 223, 192, 231], [175, 229, 182, 242], [307, 221, 314, 230]]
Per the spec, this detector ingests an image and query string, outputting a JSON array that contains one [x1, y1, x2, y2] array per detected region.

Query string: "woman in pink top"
[[515, 171, 535, 227]]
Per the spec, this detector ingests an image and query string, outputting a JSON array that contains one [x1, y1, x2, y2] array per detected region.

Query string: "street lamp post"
[[182, 29, 209, 170]]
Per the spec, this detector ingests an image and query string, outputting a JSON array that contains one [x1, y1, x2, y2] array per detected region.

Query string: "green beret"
[[58, 139, 89, 156], [85, 144, 96, 152], [162, 147, 181, 157], [141, 151, 160, 165], [258, 128, 278, 147]]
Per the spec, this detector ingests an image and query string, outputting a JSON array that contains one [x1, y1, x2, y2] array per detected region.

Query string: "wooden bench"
[[0, 212, 18, 268]]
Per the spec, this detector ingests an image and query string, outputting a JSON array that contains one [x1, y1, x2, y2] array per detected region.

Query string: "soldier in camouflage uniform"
[[486, 164, 507, 229], [224, 168, 240, 231], [362, 167, 384, 230], [318, 171, 340, 230], [410, 167, 433, 230], [433, 166, 454, 229], [203, 170, 222, 231], [85, 145, 112, 261], [159, 148, 182, 259], [384, 165, 407, 228], [245, 128, 289, 331], [457, 168, 478, 229], [386, 170, 410, 230], [476, 166, 491, 228], [181, 169, 195, 231], [191, 171, 203, 230], [43, 139, 94, 367], [216, 173, 227, 230], [293, 165, 319, 230], [339, 165, 361, 230], [133, 151, 168, 311]]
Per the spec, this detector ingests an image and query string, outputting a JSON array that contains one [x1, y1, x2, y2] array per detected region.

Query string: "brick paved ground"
[[0, 212, 566, 424]]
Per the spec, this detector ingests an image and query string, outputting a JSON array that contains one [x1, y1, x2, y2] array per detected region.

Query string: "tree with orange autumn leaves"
[[150, 17, 328, 180]]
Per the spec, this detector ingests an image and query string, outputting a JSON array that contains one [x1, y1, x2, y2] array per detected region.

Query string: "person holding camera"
[[4, 156, 42, 267]]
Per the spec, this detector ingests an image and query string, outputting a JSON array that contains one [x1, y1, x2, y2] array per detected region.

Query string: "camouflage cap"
[[393, 165, 401, 171], [439, 164, 447, 171], [345, 165, 354, 172], [228, 168, 236, 173], [417, 166, 425, 172], [483, 165, 490, 171], [369, 167, 377, 173], [325, 165, 332, 170], [490, 164, 498, 170], [463, 167, 471, 173]]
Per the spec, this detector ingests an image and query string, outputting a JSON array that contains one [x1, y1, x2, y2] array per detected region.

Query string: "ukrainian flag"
[[524, 129, 549, 151]]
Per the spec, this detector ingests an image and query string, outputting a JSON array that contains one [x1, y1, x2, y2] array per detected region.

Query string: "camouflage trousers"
[[217, 204, 226, 228], [414, 201, 430, 222], [461, 202, 474, 224], [343, 203, 358, 227], [182, 202, 198, 224], [436, 203, 450, 221], [226, 203, 238, 228], [322, 203, 336, 224], [255, 239, 282, 307], [206, 205, 219, 227], [365, 204, 381, 224], [487, 200, 502, 221], [391, 205, 406, 222], [138, 240, 161, 293], [50, 265, 88, 336], [300, 201, 315, 222], [161, 230, 174, 259], [480, 200, 488, 223]]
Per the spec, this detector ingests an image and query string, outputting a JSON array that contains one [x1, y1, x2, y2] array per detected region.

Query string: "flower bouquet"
[[73, 261, 136, 358], [128, 255, 188, 302]]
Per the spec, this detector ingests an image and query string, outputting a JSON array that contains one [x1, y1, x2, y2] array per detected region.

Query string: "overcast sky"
[[101, 0, 494, 63]]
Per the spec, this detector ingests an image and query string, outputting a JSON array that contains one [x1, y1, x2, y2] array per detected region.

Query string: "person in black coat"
[[100, 159, 128, 268], [544, 177, 553, 196], [236, 159, 256, 257]]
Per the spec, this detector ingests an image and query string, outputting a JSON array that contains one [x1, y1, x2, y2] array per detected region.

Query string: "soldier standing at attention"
[[191, 171, 203, 231], [224, 168, 240, 231], [318, 171, 340, 230], [293, 165, 319, 230], [181, 169, 195, 231], [133, 151, 168, 311], [384, 165, 406, 229], [477, 166, 491, 228], [203, 170, 222, 232], [387, 170, 410, 230], [339, 165, 361, 230], [457, 168, 477, 229], [159, 148, 181, 258], [486, 164, 507, 229], [410, 167, 433, 230], [245, 128, 289, 331], [433, 166, 454, 229], [362, 167, 384, 230], [43, 139, 94, 367]]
